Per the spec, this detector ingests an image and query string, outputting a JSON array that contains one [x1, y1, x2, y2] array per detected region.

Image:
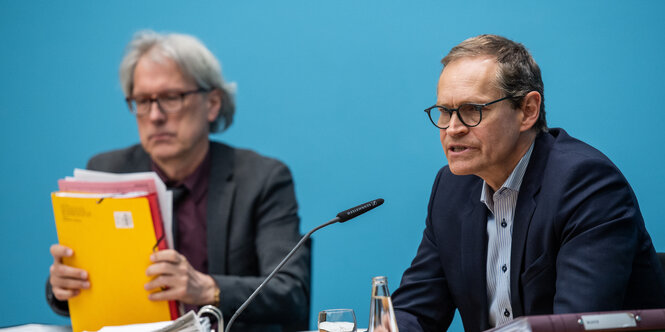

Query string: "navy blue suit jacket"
[[392, 128, 665, 332]]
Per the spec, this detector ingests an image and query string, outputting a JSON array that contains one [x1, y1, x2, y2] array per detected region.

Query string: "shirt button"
[[502, 264, 507, 273], [501, 219, 507, 228], [504, 309, 510, 317]]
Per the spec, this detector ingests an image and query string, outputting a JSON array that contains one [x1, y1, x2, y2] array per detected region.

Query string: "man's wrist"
[[209, 276, 220, 306]]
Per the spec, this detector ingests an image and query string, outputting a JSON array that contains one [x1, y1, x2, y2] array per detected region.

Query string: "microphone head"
[[336, 198, 384, 222]]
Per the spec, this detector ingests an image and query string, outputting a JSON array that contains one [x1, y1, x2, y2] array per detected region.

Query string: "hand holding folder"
[[49, 243, 91, 301], [50, 170, 179, 332], [144, 249, 219, 306], [52, 192, 176, 332]]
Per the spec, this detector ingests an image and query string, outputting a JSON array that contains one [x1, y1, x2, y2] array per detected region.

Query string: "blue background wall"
[[2, 1, 664, 330]]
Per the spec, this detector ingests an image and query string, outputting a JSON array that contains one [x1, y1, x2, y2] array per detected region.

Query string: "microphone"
[[223, 198, 385, 331], [336, 198, 384, 222]]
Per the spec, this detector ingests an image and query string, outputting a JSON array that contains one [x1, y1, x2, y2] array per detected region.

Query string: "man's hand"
[[145, 249, 218, 305], [49, 244, 90, 301]]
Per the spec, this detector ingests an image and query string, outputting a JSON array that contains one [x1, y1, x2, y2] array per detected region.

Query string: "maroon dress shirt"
[[152, 152, 211, 274]]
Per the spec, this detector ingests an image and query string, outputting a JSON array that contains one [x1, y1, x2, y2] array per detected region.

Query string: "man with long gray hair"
[[46, 30, 309, 332]]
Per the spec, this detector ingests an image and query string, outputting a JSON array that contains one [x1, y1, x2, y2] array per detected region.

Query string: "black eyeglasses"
[[126, 88, 210, 116], [424, 95, 521, 129]]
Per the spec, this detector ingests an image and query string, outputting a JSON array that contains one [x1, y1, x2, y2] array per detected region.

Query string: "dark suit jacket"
[[392, 128, 665, 332], [47, 141, 310, 332]]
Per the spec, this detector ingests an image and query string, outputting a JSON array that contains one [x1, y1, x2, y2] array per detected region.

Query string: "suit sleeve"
[[552, 157, 647, 311], [210, 161, 310, 326], [392, 169, 456, 332]]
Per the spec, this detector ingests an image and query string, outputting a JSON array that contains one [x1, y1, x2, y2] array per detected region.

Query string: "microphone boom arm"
[[224, 198, 384, 331], [223, 217, 340, 331]]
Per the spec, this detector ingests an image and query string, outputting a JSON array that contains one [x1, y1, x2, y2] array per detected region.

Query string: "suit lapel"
[[461, 185, 490, 330], [509, 132, 552, 317], [206, 142, 235, 275], [509, 184, 537, 317]]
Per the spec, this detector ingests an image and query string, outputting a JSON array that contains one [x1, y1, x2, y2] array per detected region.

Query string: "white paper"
[[90, 321, 172, 332]]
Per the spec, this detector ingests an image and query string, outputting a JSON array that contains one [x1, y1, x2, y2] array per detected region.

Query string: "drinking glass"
[[318, 308, 357, 332]]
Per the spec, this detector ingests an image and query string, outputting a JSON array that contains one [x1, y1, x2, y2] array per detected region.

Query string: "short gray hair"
[[119, 30, 236, 132], [442, 34, 547, 132]]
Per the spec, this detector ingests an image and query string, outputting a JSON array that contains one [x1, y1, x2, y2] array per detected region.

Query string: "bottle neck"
[[371, 277, 390, 297]]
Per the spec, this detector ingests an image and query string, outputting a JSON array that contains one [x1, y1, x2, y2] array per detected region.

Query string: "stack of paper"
[[92, 307, 220, 332], [52, 169, 178, 332]]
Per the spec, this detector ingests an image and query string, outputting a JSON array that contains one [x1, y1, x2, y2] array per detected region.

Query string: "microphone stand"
[[224, 217, 341, 331], [223, 198, 383, 331]]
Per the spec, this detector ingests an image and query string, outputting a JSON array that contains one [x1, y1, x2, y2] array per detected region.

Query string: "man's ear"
[[519, 91, 541, 132], [206, 88, 222, 122]]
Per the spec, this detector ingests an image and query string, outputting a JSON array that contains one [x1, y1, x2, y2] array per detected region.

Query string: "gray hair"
[[119, 30, 236, 132], [442, 34, 547, 132]]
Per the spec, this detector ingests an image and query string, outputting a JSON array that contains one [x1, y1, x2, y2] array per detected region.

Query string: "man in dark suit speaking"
[[46, 30, 309, 332], [391, 34, 665, 332]]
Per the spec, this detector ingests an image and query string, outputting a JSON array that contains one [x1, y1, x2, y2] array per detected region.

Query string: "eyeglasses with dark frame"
[[126, 88, 211, 116], [424, 95, 522, 129]]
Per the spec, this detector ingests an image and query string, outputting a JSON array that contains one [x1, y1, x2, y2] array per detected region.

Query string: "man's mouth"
[[450, 146, 468, 153], [150, 132, 174, 139]]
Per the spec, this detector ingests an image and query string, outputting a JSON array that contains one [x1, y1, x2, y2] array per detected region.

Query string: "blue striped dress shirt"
[[481, 142, 534, 327]]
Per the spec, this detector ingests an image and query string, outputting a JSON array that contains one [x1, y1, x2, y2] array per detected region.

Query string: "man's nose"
[[147, 100, 166, 121], [445, 111, 468, 136]]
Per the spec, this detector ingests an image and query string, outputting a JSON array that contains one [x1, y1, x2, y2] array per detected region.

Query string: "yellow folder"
[[51, 192, 172, 332]]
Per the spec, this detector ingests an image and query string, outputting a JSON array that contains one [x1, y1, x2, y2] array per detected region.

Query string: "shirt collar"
[[480, 141, 535, 207], [151, 148, 211, 202]]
